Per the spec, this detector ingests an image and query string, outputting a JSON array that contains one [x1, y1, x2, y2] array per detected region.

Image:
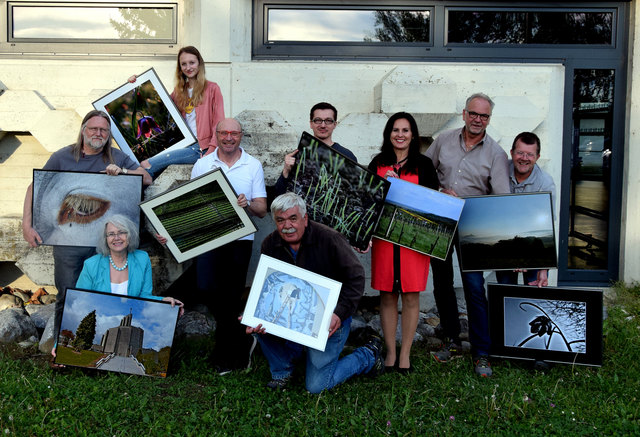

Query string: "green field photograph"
[[141, 168, 257, 263], [373, 177, 464, 260]]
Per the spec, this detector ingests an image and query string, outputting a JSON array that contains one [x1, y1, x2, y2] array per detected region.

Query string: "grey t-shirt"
[[43, 145, 138, 172]]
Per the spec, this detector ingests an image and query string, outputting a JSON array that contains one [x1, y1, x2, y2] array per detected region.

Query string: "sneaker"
[[363, 335, 385, 377], [431, 338, 462, 363], [474, 356, 493, 377], [266, 375, 291, 390]]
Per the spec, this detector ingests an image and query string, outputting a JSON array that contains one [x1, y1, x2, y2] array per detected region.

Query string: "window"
[[253, 1, 433, 60], [253, 1, 622, 61], [447, 9, 614, 45], [2, 1, 179, 56]]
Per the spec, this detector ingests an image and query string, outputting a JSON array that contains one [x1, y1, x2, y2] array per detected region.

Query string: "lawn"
[[1, 283, 638, 436]]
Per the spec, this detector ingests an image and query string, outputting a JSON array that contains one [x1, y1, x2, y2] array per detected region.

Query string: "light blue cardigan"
[[75, 250, 160, 300]]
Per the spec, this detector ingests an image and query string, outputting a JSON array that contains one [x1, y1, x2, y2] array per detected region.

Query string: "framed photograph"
[[93, 68, 197, 165], [54, 287, 179, 377], [488, 284, 603, 366], [457, 192, 557, 272], [373, 177, 465, 260], [32, 169, 143, 247], [140, 168, 257, 263], [242, 254, 341, 352], [287, 131, 390, 250]]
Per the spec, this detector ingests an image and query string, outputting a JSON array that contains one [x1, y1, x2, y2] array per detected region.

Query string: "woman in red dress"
[[368, 112, 439, 373]]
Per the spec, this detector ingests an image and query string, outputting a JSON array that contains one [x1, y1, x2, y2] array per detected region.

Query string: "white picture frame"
[[242, 254, 342, 352], [139, 168, 257, 263], [93, 67, 197, 165]]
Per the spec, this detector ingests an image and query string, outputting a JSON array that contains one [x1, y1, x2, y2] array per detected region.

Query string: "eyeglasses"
[[216, 130, 243, 138], [86, 127, 110, 134], [466, 111, 491, 122], [106, 231, 128, 239], [312, 118, 336, 125], [515, 150, 537, 159]]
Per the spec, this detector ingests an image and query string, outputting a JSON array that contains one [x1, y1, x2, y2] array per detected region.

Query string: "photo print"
[[93, 68, 196, 165], [488, 284, 603, 366], [54, 288, 179, 377], [140, 168, 257, 263], [457, 192, 557, 271], [287, 131, 390, 250], [32, 169, 142, 247], [373, 177, 465, 260], [242, 255, 342, 351]]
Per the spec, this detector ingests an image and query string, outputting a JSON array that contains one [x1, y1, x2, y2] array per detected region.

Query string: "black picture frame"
[[488, 283, 603, 366], [288, 131, 390, 250], [54, 287, 179, 377], [457, 192, 557, 272], [32, 169, 143, 247]]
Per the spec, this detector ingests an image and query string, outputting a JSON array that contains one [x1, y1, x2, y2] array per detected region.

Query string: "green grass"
[[1, 283, 639, 435]]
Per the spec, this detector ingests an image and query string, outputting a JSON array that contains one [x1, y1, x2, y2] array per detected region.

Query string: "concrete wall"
[[1, 0, 637, 285]]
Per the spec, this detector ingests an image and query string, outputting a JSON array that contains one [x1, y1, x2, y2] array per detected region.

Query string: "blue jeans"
[[461, 271, 490, 358], [257, 317, 375, 393], [145, 143, 205, 178], [495, 270, 539, 285]]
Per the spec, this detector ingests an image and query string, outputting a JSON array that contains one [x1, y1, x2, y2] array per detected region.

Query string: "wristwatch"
[[122, 168, 128, 174]]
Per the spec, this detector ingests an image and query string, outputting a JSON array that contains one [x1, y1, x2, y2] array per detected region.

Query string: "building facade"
[[1, 0, 638, 287]]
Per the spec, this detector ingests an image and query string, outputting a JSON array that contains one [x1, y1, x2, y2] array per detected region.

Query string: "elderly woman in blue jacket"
[[76, 214, 183, 311]]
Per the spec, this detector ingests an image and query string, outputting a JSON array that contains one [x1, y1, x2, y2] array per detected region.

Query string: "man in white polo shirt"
[[191, 118, 267, 374]]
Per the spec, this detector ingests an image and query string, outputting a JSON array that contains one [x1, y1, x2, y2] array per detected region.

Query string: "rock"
[[174, 310, 216, 338], [11, 289, 31, 303], [26, 303, 55, 329], [18, 336, 38, 348], [0, 308, 38, 343], [0, 294, 23, 311], [38, 314, 56, 354], [40, 295, 56, 305]]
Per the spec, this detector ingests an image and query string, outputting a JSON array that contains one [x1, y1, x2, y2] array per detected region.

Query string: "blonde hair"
[[173, 46, 207, 113]]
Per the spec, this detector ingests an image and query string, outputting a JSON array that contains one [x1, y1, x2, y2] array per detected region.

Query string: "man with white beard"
[[22, 110, 151, 356]]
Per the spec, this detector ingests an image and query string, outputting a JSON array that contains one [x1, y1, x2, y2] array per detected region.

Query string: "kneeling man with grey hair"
[[246, 192, 384, 393]]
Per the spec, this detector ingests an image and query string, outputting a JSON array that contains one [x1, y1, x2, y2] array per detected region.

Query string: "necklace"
[[109, 255, 128, 271], [393, 156, 408, 171]]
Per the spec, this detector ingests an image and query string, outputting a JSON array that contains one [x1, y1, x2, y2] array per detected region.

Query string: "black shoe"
[[266, 375, 291, 390], [397, 364, 413, 375], [363, 335, 385, 378]]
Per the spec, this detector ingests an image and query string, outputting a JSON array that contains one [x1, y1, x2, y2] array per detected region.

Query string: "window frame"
[[1, 0, 181, 56], [253, 1, 625, 61]]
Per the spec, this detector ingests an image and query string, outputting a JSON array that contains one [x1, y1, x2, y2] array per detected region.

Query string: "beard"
[[83, 133, 107, 151]]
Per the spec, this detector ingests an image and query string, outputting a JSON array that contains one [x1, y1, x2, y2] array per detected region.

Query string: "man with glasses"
[[425, 93, 509, 377], [191, 117, 268, 374], [496, 131, 556, 288], [274, 102, 357, 196], [21, 110, 151, 356]]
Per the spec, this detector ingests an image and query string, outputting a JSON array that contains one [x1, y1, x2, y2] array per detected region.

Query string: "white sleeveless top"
[[110, 280, 129, 296]]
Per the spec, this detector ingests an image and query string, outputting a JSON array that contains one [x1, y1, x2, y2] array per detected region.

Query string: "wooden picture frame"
[[139, 168, 257, 263], [242, 255, 342, 352], [54, 287, 179, 377]]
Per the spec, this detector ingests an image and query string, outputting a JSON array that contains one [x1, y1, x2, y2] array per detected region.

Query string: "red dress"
[[371, 165, 430, 293]]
